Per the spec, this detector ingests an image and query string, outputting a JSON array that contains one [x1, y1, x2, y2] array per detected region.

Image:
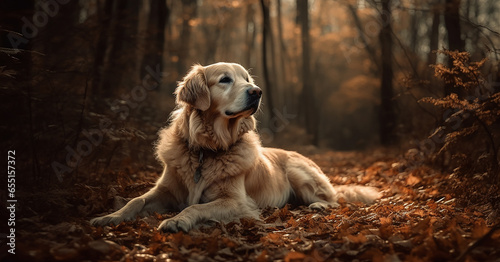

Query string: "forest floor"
[[10, 148, 500, 262]]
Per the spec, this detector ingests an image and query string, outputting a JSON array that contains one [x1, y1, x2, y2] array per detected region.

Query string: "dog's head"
[[173, 63, 262, 150], [175, 63, 262, 118]]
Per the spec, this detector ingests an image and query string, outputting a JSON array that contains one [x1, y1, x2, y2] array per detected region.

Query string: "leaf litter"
[[12, 149, 500, 261]]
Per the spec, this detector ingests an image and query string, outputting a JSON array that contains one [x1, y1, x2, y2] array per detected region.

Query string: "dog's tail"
[[332, 185, 380, 204]]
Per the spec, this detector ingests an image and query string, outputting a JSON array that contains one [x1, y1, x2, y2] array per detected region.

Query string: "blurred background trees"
[[1, 0, 499, 186]]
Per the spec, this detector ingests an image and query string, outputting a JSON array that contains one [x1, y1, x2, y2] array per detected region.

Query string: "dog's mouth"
[[225, 100, 260, 117]]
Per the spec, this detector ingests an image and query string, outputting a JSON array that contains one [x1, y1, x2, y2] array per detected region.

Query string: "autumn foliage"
[[421, 50, 500, 209], [12, 150, 500, 261]]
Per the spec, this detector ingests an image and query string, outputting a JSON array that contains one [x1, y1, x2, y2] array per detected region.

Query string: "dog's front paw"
[[309, 201, 339, 210], [158, 217, 192, 233], [90, 215, 126, 227]]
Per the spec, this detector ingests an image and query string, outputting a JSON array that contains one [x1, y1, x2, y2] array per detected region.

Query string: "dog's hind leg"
[[286, 153, 339, 209], [286, 153, 380, 209]]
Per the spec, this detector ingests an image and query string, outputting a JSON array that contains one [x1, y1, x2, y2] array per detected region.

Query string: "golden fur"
[[91, 62, 380, 232]]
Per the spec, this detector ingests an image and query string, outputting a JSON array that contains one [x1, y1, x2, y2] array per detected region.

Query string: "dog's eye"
[[219, 77, 232, 84]]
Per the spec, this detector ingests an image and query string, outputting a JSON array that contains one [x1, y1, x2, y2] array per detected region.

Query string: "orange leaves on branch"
[[421, 93, 479, 111], [431, 50, 487, 91], [421, 49, 500, 191]]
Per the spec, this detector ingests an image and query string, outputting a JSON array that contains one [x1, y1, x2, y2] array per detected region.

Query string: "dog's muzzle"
[[225, 86, 262, 116]]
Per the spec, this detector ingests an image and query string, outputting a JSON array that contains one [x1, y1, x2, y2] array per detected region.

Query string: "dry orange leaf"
[[406, 174, 421, 186], [284, 251, 306, 262]]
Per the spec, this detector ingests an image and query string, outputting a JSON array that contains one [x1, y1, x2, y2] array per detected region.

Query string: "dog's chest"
[[162, 137, 258, 204], [174, 149, 241, 205], [168, 149, 222, 186]]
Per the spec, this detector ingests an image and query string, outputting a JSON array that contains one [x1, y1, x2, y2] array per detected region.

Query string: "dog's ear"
[[175, 65, 210, 111]]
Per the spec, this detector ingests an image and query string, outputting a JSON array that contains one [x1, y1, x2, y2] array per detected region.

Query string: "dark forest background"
[[1, 0, 499, 194]]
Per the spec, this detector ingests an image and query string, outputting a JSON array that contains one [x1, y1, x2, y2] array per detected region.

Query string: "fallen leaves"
[[14, 150, 500, 261]]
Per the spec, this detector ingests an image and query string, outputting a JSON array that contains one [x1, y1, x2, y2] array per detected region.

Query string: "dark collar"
[[184, 139, 233, 155], [185, 141, 228, 184]]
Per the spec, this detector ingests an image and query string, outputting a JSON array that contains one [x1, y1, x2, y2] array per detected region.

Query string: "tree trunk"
[[41, 0, 79, 66], [99, 0, 139, 98], [444, 0, 464, 95], [266, 1, 278, 106], [178, 0, 197, 74], [134, 0, 150, 84], [201, 7, 220, 64], [379, 0, 396, 145], [297, 0, 318, 145], [104, 0, 127, 95], [277, 0, 287, 109], [244, 3, 256, 67], [427, 0, 441, 65], [444, 0, 464, 51], [91, 0, 114, 106], [260, 0, 276, 121], [346, 4, 380, 74], [409, 5, 418, 54], [140, 0, 168, 82]]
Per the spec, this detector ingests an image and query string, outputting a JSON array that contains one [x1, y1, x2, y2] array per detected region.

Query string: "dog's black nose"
[[247, 87, 262, 98]]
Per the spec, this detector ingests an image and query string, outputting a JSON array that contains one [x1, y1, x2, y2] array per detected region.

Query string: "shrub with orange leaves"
[[421, 50, 500, 208]]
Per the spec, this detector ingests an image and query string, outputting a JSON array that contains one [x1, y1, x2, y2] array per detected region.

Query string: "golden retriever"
[[90, 62, 379, 232]]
